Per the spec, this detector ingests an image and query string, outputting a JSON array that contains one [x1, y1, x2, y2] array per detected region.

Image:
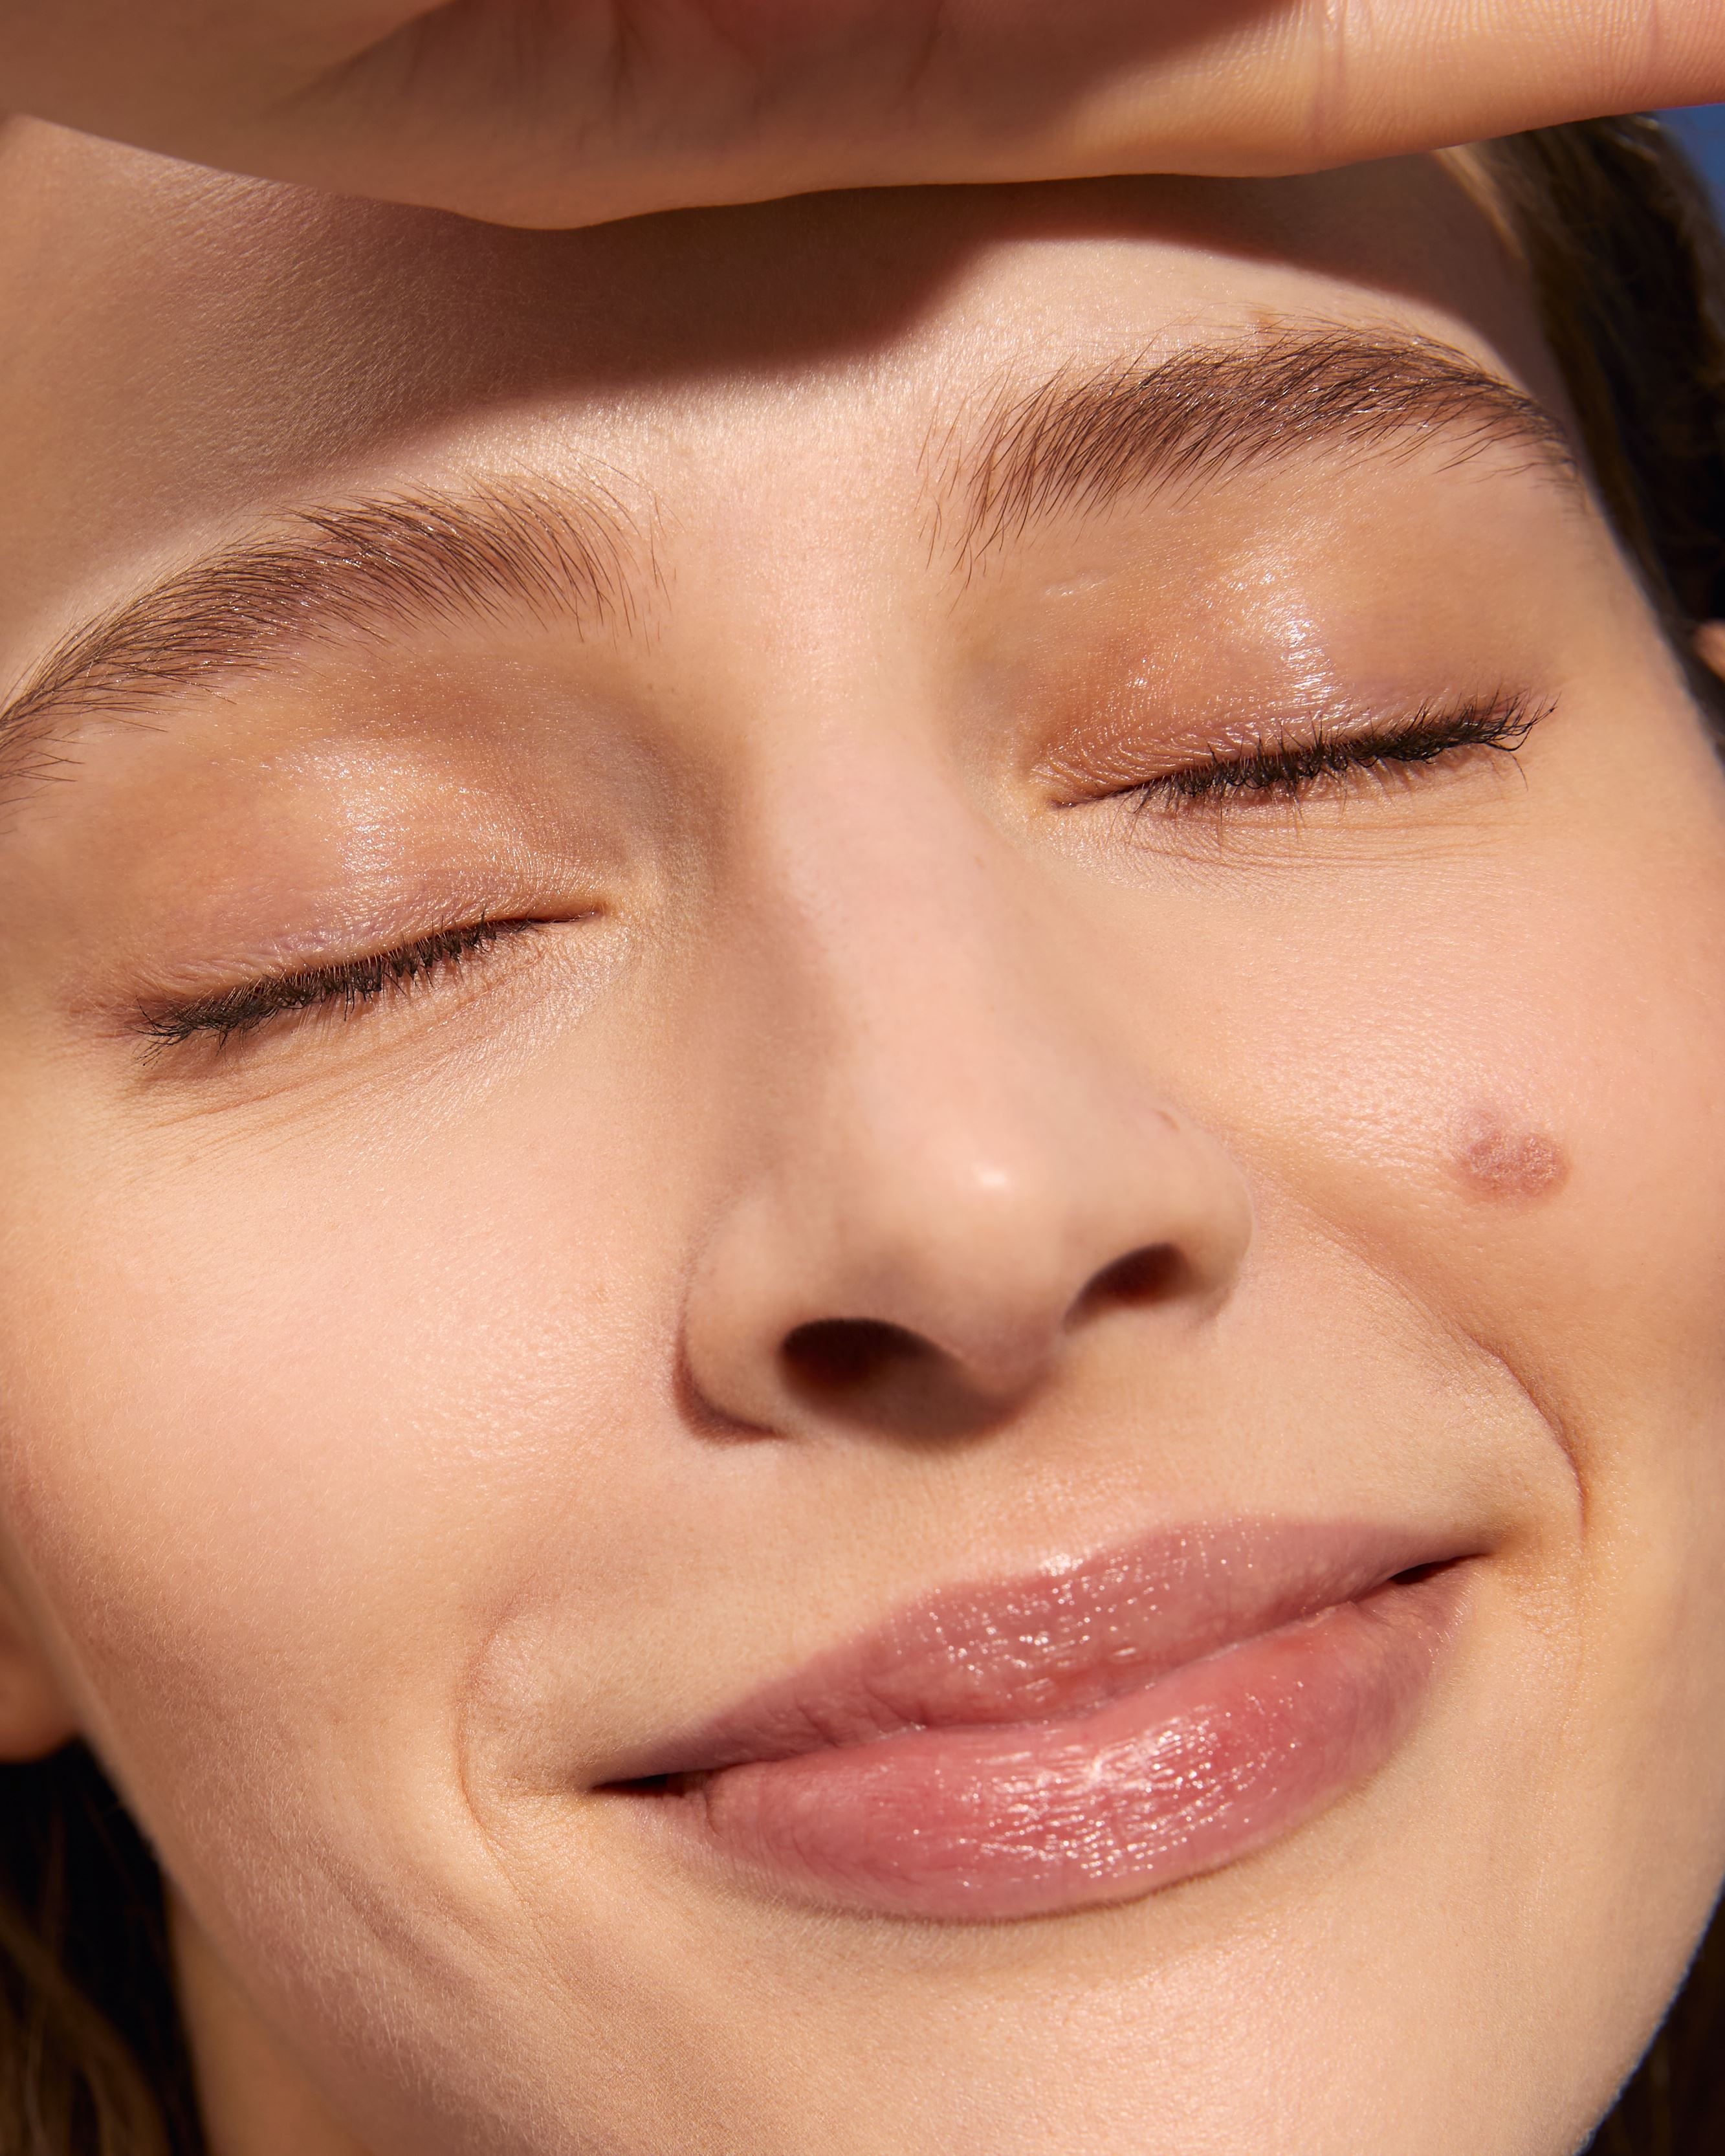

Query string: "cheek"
[[1197, 845, 1725, 1447], [0, 1045, 733, 2144], [1106, 720, 1725, 1382], [0, 1061, 686, 1858]]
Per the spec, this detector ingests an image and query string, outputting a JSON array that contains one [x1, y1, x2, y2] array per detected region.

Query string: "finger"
[[3, 0, 1725, 226]]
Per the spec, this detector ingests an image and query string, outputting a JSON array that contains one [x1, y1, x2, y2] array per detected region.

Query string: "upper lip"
[[604, 1519, 1478, 1785]]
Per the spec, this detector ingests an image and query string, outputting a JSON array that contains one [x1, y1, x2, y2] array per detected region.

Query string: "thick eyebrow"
[[0, 474, 645, 801], [944, 325, 1578, 565]]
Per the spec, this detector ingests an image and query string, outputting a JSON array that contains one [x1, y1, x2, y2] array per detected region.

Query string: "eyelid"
[[1053, 689, 1547, 813], [134, 912, 551, 1053]]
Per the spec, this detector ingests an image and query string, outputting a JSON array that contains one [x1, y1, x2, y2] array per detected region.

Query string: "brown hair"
[[1, 109, 1724, 2156]]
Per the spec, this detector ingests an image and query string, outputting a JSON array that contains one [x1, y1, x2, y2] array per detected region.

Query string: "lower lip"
[[620, 1565, 1464, 1921]]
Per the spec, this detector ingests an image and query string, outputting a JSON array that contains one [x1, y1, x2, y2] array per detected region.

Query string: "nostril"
[[778, 1318, 1013, 1442], [1077, 1243, 1188, 1314], [782, 1317, 937, 1397]]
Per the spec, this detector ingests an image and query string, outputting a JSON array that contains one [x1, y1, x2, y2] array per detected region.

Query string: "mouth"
[[599, 1521, 1477, 1922]]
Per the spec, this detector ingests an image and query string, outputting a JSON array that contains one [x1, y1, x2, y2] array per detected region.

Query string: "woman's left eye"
[[1097, 690, 1546, 813], [135, 915, 544, 1052]]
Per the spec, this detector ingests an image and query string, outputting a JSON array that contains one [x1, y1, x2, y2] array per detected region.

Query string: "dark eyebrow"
[[946, 325, 1578, 565], [0, 474, 645, 803]]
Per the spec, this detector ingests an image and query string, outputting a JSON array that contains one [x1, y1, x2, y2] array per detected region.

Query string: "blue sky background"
[[1660, 104, 1725, 211]]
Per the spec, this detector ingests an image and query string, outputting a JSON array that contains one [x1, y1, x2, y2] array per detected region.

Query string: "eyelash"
[[1086, 694, 1544, 819], [1104, 691, 1544, 813], [137, 915, 540, 1051], [135, 693, 1543, 1053]]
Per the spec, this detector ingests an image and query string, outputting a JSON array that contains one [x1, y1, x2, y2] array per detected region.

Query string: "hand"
[[3, 0, 1724, 227]]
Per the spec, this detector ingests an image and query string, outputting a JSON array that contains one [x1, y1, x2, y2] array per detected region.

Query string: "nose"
[[679, 753, 1254, 1442]]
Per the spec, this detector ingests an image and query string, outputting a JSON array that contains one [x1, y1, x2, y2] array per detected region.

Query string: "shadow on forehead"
[[0, 120, 1533, 454], [0, 129, 1561, 804], [0, 118, 1552, 676]]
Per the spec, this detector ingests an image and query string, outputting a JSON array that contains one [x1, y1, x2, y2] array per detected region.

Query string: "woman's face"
[[1, 121, 1723, 2156]]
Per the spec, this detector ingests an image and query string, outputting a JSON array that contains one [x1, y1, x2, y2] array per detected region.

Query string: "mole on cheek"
[[1453, 1110, 1570, 1204]]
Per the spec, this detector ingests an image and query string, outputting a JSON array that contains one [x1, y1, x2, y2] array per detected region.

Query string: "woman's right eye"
[[134, 914, 547, 1053]]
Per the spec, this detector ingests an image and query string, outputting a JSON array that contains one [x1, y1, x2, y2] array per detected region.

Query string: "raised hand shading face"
[[0, 123, 1722, 2156]]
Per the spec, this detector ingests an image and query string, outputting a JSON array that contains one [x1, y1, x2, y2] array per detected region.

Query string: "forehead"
[[0, 120, 1555, 663]]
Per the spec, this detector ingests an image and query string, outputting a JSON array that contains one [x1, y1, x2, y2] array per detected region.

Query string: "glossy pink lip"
[[604, 1523, 1474, 1921]]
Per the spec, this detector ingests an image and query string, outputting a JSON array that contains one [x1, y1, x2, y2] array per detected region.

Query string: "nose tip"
[[681, 1095, 1251, 1443]]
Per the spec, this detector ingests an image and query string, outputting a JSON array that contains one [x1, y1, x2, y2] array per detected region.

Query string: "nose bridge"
[[769, 736, 1053, 1145], [754, 731, 1169, 1281]]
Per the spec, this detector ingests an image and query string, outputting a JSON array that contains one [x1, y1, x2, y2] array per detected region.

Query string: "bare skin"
[[0, 0, 1722, 225], [3, 122, 1725, 2155]]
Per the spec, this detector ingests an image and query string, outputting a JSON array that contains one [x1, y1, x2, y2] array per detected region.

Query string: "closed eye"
[[135, 914, 549, 1053], [1101, 690, 1546, 814]]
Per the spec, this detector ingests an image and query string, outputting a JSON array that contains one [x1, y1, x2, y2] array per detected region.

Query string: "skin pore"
[[2, 118, 1725, 2156]]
